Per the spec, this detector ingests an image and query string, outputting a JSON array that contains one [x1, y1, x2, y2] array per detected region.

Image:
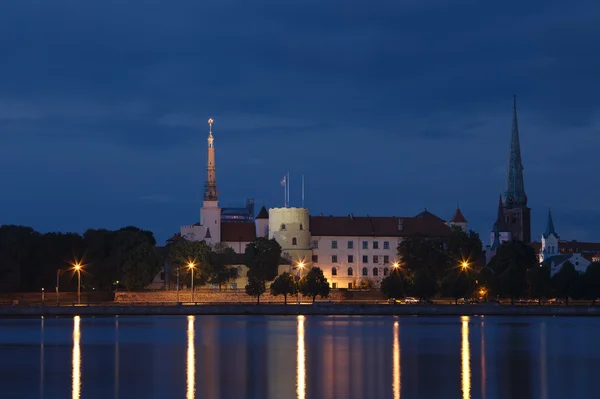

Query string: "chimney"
[[398, 218, 404, 231]]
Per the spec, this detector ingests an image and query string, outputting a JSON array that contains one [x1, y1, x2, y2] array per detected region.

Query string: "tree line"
[[380, 229, 600, 304], [0, 225, 161, 293]]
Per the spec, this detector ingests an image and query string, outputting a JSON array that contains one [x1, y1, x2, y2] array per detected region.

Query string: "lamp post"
[[74, 263, 82, 305], [297, 261, 305, 305], [176, 267, 180, 303], [41, 288, 45, 305], [189, 263, 195, 303], [56, 269, 61, 306]]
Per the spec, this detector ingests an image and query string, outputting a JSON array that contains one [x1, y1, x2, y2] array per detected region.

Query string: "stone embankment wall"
[[3, 303, 600, 317]]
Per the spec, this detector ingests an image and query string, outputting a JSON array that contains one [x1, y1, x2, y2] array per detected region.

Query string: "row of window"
[[311, 255, 391, 264], [312, 240, 392, 250], [331, 267, 390, 277]]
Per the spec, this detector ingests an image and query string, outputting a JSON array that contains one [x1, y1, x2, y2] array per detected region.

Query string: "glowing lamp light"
[[392, 262, 400, 269]]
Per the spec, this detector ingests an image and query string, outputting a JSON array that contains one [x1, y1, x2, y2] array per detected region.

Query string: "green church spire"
[[502, 95, 527, 208]]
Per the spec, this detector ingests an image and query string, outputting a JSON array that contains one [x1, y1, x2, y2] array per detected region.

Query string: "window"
[[348, 241, 354, 249], [229, 267, 239, 278], [373, 268, 379, 276], [332, 283, 337, 289], [312, 240, 318, 249], [348, 255, 354, 263], [332, 255, 338, 263], [300, 223, 303, 230], [373, 255, 379, 263], [332, 240, 338, 249], [362, 267, 368, 276], [384, 241, 389, 250], [312, 255, 318, 263], [332, 267, 337, 276], [373, 241, 379, 249], [362, 241, 368, 249], [348, 282, 353, 288], [362, 255, 368, 263], [292, 237, 297, 246], [348, 267, 353, 276], [383, 268, 389, 276], [281, 223, 286, 230], [383, 255, 389, 264]]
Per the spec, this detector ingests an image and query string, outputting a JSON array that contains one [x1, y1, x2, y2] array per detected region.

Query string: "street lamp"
[[176, 267, 180, 303], [74, 263, 82, 305], [188, 263, 195, 303], [56, 269, 63, 306], [297, 261, 305, 305], [461, 261, 469, 270]]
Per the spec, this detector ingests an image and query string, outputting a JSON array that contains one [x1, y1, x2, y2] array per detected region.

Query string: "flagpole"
[[287, 172, 290, 208], [283, 178, 286, 208], [302, 175, 305, 208]]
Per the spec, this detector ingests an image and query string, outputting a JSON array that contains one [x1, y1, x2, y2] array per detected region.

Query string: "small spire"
[[543, 208, 558, 239], [493, 194, 506, 231]]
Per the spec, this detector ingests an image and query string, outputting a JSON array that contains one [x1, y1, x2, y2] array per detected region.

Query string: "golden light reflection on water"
[[393, 320, 401, 399], [297, 315, 306, 399], [40, 317, 44, 399], [461, 316, 471, 399], [481, 320, 486, 399], [72, 316, 81, 399], [187, 316, 196, 399]]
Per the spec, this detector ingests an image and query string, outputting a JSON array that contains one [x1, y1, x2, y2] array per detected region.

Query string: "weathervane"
[[208, 118, 214, 134]]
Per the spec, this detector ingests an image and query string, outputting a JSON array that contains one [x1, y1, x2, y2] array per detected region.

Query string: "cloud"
[[1, 0, 600, 242]]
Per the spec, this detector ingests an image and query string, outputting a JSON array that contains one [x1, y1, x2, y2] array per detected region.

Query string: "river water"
[[0, 315, 598, 399]]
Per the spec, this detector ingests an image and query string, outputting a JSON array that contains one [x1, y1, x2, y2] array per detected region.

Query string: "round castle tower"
[[268, 207, 311, 266]]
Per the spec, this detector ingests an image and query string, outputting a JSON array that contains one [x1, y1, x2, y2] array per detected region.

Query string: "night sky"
[[1, 1, 599, 245]]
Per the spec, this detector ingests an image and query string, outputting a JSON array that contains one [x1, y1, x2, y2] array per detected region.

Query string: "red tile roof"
[[221, 222, 257, 242], [450, 208, 468, 223], [309, 216, 452, 238], [166, 233, 182, 243]]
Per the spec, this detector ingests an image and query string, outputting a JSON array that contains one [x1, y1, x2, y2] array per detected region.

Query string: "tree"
[[358, 279, 373, 290], [446, 227, 483, 266], [441, 270, 474, 304], [121, 242, 161, 290], [488, 240, 537, 304], [244, 238, 282, 282], [528, 265, 552, 305], [552, 261, 581, 305], [245, 274, 266, 304], [167, 240, 211, 287], [397, 237, 450, 294], [299, 267, 331, 303], [583, 262, 600, 305], [208, 243, 237, 290], [380, 270, 405, 299], [270, 272, 298, 304]]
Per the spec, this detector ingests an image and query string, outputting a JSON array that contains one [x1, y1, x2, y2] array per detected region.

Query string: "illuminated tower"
[[200, 118, 221, 244], [501, 96, 531, 242]]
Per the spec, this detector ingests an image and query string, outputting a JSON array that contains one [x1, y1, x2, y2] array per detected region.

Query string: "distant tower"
[[540, 209, 559, 262], [200, 118, 221, 244], [255, 205, 269, 238], [501, 95, 531, 242], [448, 206, 468, 232]]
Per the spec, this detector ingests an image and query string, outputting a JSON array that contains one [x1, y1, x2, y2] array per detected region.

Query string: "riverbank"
[[2, 303, 600, 317]]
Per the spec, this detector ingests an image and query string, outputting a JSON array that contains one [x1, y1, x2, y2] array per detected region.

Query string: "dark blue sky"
[[1, 0, 599, 245]]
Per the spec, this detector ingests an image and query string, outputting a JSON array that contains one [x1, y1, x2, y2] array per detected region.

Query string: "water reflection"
[[114, 318, 120, 399], [540, 322, 547, 399], [40, 317, 44, 399], [187, 316, 196, 399], [72, 315, 81, 399], [461, 316, 471, 399], [392, 320, 401, 399], [297, 315, 306, 399], [480, 320, 486, 399]]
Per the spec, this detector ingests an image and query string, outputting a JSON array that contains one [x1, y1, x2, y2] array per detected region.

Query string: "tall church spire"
[[503, 95, 527, 208], [204, 118, 218, 201]]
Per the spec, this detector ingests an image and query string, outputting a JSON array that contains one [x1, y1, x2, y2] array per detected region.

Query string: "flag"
[[280, 175, 287, 186]]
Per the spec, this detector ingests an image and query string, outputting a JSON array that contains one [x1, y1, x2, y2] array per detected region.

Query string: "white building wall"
[[550, 254, 591, 277], [312, 236, 400, 289], [489, 231, 511, 247]]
